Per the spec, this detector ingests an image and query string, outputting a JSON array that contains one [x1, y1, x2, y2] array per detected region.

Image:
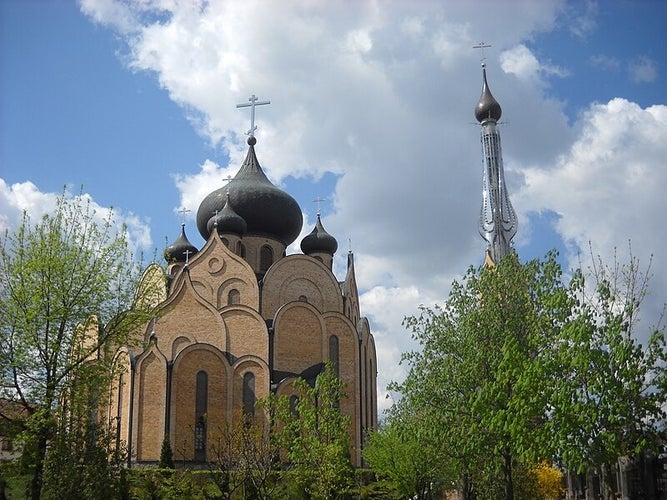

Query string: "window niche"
[[194, 370, 208, 461], [242, 372, 255, 418]]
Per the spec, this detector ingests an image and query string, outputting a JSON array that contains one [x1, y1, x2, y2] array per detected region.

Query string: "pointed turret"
[[164, 223, 198, 264], [301, 214, 338, 255], [207, 192, 248, 237], [301, 213, 338, 269], [475, 65, 502, 123], [475, 64, 517, 264]]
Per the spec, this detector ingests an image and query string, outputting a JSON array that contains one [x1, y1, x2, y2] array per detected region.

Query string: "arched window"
[[260, 245, 273, 272], [115, 373, 124, 430], [237, 241, 246, 258], [329, 335, 340, 376], [298, 295, 308, 302], [194, 370, 208, 461], [228, 289, 240, 305], [221, 237, 229, 248], [243, 372, 255, 417]]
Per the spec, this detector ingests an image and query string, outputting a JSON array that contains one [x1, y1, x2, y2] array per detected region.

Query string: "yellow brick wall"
[[171, 346, 228, 462], [135, 348, 167, 461], [262, 256, 344, 319], [273, 303, 324, 374]]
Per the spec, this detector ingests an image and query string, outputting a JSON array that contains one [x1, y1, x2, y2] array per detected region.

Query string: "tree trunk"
[[30, 432, 47, 500], [459, 472, 474, 500], [600, 463, 616, 500], [503, 451, 514, 500]]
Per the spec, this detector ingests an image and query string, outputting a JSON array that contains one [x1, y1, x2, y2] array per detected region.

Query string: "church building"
[[106, 97, 378, 468]]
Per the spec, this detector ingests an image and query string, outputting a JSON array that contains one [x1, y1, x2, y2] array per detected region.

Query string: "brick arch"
[[231, 355, 270, 422], [262, 255, 344, 319], [273, 302, 326, 376], [171, 344, 230, 462]]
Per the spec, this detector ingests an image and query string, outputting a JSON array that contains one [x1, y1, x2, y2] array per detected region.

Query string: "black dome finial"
[[164, 222, 198, 264], [301, 213, 338, 256], [475, 65, 502, 123]]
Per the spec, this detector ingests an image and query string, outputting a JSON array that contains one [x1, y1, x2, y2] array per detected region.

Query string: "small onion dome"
[[301, 214, 338, 255], [206, 192, 247, 236], [196, 136, 303, 245], [164, 223, 198, 263], [474, 65, 502, 123]]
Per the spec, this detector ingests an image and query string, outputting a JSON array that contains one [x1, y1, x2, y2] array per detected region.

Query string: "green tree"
[[207, 411, 281, 499], [546, 251, 667, 498], [363, 402, 453, 499], [0, 192, 152, 499], [398, 252, 568, 499], [267, 363, 354, 499], [394, 250, 667, 500], [159, 438, 175, 469]]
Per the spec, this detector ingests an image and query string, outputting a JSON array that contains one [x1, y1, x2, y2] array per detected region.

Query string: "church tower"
[[475, 62, 518, 264]]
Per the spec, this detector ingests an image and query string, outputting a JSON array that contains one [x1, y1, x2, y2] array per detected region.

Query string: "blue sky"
[[2, 0, 666, 411]]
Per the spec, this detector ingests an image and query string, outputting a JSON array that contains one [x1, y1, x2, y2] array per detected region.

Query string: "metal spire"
[[236, 94, 270, 137], [475, 62, 517, 264]]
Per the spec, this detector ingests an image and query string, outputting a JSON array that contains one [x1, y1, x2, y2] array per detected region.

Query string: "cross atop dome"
[[473, 41, 491, 67], [236, 94, 270, 138]]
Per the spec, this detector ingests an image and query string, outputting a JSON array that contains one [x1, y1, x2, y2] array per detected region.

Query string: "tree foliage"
[[207, 411, 281, 500], [264, 363, 354, 500], [390, 250, 667, 499], [0, 191, 153, 499], [363, 404, 452, 499]]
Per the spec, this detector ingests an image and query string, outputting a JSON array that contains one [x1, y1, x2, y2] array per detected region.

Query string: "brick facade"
[[107, 228, 377, 467]]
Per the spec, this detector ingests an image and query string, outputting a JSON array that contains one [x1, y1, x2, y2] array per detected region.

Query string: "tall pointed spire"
[[475, 63, 517, 264]]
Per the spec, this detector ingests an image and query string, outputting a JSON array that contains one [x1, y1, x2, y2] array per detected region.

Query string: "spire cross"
[[178, 207, 191, 225], [184, 249, 192, 265], [473, 42, 492, 66], [313, 197, 327, 216], [222, 175, 233, 194], [236, 94, 271, 137], [212, 209, 219, 228]]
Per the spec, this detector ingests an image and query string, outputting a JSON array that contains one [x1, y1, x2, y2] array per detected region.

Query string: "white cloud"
[[0, 180, 153, 257], [590, 54, 621, 71], [566, 0, 598, 38], [517, 98, 667, 329], [500, 44, 569, 83], [78, 0, 665, 400], [628, 56, 657, 84]]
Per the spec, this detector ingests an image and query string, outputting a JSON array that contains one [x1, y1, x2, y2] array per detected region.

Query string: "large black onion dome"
[[301, 214, 338, 255], [474, 66, 502, 123], [164, 224, 198, 263], [206, 192, 247, 236], [196, 138, 303, 244]]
